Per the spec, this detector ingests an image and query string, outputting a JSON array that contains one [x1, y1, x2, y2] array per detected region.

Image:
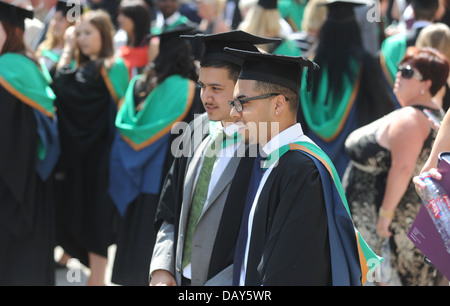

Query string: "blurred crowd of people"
[[1, 0, 450, 286]]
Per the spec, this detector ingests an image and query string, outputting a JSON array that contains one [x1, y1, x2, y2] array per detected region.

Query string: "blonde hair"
[[238, 5, 281, 47], [301, 0, 327, 34], [36, 13, 75, 57], [416, 23, 450, 61]]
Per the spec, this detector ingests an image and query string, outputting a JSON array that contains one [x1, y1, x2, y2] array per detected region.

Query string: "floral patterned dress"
[[342, 105, 445, 286]]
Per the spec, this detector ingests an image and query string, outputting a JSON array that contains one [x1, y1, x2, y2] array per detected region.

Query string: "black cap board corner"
[[0, 0, 34, 29], [180, 30, 282, 66], [223, 47, 319, 94]]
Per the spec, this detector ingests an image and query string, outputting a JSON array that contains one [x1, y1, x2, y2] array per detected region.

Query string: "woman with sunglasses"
[[342, 46, 449, 286]]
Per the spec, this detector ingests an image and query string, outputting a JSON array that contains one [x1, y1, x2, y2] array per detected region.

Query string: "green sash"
[[380, 32, 407, 86], [300, 57, 361, 142], [115, 74, 195, 150], [278, 0, 306, 32], [101, 56, 129, 105], [40, 49, 60, 63], [274, 38, 302, 56], [0, 53, 55, 118], [40, 49, 76, 73], [263, 140, 382, 285]]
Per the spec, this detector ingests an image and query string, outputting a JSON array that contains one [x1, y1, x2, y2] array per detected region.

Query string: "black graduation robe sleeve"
[[0, 86, 38, 238], [154, 113, 210, 231], [246, 151, 332, 286], [154, 153, 188, 230]]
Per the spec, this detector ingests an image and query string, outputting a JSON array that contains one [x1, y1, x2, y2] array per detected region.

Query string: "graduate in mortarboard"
[[0, 0, 60, 285], [299, 0, 396, 178], [51, 9, 129, 286], [150, 30, 279, 286], [380, 0, 440, 88], [108, 23, 202, 286], [225, 48, 381, 286], [237, 0, 302, 55]]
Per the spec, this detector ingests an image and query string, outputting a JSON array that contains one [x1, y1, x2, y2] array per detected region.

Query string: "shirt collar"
[[262, 123, 304, 157]]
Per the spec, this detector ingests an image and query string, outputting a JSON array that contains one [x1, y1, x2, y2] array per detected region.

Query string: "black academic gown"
[[110, 83, 201, 286], [244, 150, 332, 286], [155, 113, 256, 282], [52, 62, 119, 266], [0, 86, 56, 285]]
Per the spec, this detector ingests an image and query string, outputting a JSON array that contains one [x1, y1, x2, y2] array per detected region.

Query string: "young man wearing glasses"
[[149, 31, 279, 286], [225, 48, 381, 286]]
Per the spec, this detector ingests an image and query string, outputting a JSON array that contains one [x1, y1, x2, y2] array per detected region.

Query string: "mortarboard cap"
[[258, 0, 277, 9], [0, 0, 33, 30], [56, 0, 84, 17], [156, 22, 201, 55], [224, 47, 319, 94], [180, 30, 281, 66], [318, 0, 368, 22]]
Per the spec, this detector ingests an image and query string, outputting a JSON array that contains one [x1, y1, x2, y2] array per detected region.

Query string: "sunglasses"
[[228, 93, 286, 113], [398, 65, 423, 81]]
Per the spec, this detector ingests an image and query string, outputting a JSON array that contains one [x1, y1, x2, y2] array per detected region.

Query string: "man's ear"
[[273, 94, 288, 116]]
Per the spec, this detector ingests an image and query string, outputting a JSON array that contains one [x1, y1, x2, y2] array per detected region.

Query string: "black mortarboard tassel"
[[224, 47, 320, 94], [318, 0, 367, 22]]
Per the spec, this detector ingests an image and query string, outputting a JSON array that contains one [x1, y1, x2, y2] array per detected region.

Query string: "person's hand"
[[56, 25, 77, 71], [413, 168, 442, 191], [376, 215, 393, 238], [62, 25, 77, 52], [149, 270, 177, 286]]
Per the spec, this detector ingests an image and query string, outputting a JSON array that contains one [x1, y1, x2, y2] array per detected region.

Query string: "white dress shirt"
[[239, 123, 315, 285]]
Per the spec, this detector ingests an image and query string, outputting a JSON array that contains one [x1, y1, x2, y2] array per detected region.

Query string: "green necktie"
[[182, 131, 224, 269]]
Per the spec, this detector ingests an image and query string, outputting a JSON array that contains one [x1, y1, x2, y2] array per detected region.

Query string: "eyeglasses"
[[228, 93, 285, 113], [398, 65, 423, 81]]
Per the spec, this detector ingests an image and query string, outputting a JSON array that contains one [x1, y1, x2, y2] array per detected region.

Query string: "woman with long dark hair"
[[299, 0, 397, 178], [116, 0, 152, 78]]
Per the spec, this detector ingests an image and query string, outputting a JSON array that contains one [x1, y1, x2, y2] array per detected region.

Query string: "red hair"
[[401, 46, 450, 96], [0, 20, 38, 64]]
